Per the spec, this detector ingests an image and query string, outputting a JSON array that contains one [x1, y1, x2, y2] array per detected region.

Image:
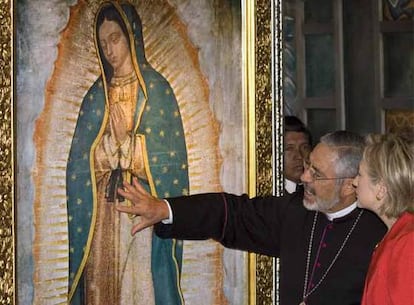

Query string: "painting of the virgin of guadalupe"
[[66, 2, 189, 304], [28, 0, 246, 304]]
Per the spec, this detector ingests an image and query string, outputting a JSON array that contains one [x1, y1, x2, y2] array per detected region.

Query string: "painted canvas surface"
[[15, 0, 247, 304]]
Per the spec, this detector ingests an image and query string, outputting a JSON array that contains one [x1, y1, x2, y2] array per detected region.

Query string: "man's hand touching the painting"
[[116, 177, 170, 235]]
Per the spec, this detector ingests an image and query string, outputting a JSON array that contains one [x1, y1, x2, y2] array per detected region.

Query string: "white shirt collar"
[[325, 202, 358, 221], [285, 179, 297, 194]]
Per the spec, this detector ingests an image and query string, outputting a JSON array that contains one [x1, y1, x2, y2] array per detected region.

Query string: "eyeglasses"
[[303, 160, 355, 182]]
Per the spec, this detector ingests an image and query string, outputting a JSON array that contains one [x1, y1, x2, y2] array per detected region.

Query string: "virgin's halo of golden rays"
[[32, 0, 223, 303]]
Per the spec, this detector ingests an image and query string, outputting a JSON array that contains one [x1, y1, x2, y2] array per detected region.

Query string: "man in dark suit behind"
[[283, 115, 312, 194]]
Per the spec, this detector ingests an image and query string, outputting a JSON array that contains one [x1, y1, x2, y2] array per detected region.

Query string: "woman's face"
[[353, 159, 379, 211], [98, 19, 131, 75]]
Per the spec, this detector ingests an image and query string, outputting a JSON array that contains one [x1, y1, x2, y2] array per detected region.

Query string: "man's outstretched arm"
[[116, 177, 228, 240], [116, 177, 286, 257]]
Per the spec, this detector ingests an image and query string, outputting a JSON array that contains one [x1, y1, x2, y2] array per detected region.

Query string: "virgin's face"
[[353, 160, 378, 211], [98, 19, 131, 75]]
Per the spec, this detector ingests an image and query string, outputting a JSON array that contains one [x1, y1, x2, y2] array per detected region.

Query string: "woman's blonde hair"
[[363, 133, 414, 218]]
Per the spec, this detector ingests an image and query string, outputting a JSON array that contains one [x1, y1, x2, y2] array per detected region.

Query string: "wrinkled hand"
[[116, 177, 169, 235]]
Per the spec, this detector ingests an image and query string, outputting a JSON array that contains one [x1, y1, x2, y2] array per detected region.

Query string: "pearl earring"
[[376, 194, 381, 201]]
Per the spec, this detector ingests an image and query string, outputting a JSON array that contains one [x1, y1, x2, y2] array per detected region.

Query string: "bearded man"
[[116, 130, 386, 305]]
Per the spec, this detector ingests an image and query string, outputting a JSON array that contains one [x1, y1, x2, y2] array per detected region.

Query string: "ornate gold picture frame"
[[0, 0, 282, 304]]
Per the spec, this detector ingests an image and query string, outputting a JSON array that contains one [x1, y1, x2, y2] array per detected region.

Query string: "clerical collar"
[[285, 179, 297, 194], [325, 202, 358, 221]]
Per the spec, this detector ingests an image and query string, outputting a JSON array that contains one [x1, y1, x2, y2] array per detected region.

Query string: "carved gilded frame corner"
[[0, 0, 282, 304]]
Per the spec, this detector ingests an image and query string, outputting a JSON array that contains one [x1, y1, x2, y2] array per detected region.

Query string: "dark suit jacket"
[[155, 192, 386, 305]]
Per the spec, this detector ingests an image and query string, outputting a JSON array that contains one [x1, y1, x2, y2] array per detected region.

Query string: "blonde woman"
[[353, 133, 414, 305]]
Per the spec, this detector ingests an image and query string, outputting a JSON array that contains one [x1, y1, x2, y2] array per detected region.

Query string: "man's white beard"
[[303, 187, 340, 213]]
